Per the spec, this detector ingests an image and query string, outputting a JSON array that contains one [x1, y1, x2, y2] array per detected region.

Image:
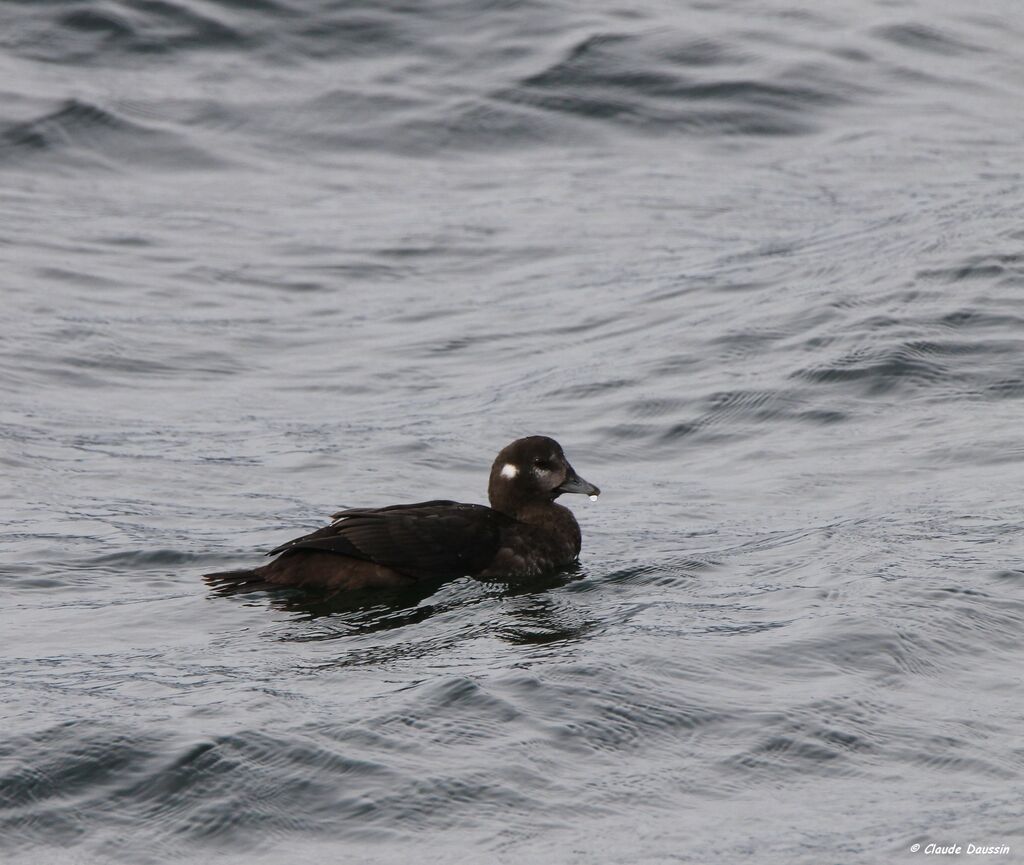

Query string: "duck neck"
[[507, 499, 577, 529], [488, 482, 558, 521]]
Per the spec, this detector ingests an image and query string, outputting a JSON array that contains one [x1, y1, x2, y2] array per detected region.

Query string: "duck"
[[204, 436, 599, 592]]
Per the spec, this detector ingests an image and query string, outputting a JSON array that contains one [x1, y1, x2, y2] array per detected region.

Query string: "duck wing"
[[266, 501, 509, 581]]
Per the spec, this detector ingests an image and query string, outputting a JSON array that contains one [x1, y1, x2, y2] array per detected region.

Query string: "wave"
[[0, 99, 226, 171]]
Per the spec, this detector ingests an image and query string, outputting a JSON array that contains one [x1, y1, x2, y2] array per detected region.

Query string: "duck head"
[[488, 436, 600, 516]]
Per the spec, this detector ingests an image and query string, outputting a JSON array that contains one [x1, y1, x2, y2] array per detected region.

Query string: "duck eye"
[[534, 458, 552, 471]]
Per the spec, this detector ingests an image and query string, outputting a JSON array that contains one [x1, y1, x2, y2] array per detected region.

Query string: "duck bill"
[[555, 467, 600, 498]]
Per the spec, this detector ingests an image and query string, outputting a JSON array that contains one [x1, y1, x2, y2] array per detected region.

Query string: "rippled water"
[[3, 1, 1024, 863]]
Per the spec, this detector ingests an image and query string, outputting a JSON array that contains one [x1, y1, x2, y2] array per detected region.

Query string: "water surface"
[[2, 1, 1024, 862]]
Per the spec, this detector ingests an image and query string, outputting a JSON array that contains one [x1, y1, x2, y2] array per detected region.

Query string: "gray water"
[[2, 1, 1024, 863]]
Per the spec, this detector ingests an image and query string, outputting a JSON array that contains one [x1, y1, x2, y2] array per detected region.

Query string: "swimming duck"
[[204, 436, 599, 592]]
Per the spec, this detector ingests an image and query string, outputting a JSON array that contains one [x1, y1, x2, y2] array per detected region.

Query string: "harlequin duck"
[[204, 436, 599, 592]]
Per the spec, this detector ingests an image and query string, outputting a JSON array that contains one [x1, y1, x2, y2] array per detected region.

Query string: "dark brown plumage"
[[204, 436, 599, 593]]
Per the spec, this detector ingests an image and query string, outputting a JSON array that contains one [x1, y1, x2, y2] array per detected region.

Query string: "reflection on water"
[[215, 567, 591, 638]]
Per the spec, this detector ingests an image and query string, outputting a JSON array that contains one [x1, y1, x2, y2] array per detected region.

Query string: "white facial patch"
[[500, 463, 519, 479]]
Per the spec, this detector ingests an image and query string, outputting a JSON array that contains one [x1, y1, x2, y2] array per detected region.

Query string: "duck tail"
[[203, 568, 270, 593]]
